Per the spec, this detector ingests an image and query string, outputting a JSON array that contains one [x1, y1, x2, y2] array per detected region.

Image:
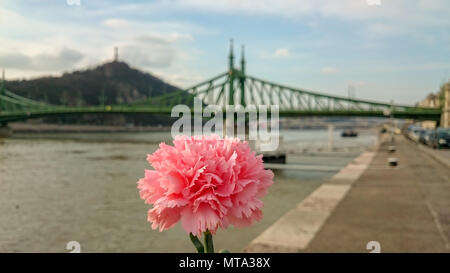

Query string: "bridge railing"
[[0, 70, 442, 123]]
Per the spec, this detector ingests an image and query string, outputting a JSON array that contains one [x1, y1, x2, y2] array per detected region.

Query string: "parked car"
[[424, 130, 436, 147], [405, 125, 416, 140], [432, 128, 450, 149], [418, 129, 428, 144], [408, 127, 423, 142]]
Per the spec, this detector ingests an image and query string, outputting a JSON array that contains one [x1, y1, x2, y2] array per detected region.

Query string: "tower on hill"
[[114, 47, 118, 62]]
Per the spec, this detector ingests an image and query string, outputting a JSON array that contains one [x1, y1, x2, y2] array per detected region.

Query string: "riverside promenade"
[[246, 135, 450, 252]]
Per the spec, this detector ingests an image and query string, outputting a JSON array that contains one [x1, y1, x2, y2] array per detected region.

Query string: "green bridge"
[[0, 42, 441, 124]]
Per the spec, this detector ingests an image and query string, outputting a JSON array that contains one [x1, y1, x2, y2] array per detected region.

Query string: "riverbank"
[[8, 122, 171, 133], [8, 122, 379, 134], [246, 135, 450, 252], [245, 147, 377, 252]]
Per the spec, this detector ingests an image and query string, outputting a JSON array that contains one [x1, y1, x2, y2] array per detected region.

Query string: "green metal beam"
[[0, 43, 442, 123]]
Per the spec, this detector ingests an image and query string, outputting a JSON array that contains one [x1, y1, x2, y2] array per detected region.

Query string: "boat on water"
[[341, 129, 358, 137]]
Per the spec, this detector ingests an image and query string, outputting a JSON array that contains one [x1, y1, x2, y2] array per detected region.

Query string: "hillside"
[[5, 61, 179, 106], [4, 61, 183, 126]]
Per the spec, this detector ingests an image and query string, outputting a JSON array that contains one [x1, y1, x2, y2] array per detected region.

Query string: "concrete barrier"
[[244, 150, 376, 252]]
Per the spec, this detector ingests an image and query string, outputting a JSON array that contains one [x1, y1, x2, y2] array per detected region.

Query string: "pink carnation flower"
[[137, 135, 274, 236]]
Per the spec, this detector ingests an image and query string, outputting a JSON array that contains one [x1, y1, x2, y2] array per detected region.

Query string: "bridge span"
[[0, 42, 443, 125]]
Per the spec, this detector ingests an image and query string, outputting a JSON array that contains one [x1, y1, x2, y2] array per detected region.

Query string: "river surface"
[[0, 129, 377, 252]]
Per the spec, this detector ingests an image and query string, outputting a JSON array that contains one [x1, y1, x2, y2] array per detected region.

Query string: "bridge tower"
[[228, 39, 235, 106], [441, 82, 450, 128], [239, 45, 246, 106], [227, 40, 246, 107]]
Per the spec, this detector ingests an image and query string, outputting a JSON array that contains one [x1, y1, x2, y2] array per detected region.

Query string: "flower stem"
[[203, 230, 214, 253], [189, 233, 205, 253]]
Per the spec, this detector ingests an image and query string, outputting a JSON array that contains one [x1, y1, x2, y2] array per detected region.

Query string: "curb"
[[417, 144, 450, 168], [244, 149, 377, 252]]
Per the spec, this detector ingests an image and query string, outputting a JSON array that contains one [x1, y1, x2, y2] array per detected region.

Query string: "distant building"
[[420, 120, 437, 129], [417, 93, 440, 108], [441, 83, 450, 128]]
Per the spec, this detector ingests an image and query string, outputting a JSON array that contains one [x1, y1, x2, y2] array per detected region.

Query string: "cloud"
[[0, 6, 203, 80], [0, 48, 84, 71], [164, 0, 450, 22], [156, 70, 206, 87], [35, 48, 84, 70], [102, 18, 130, 28], [160, 0, 386, 20], [274, 48, 289, 57], [161, 0, 450, 43], [121, 38, 176, 68], [135, 32, 194, 43], [0, 53, 32, 69], [348, 81, 366, 87], [1, 0, 448, 102], [321, 66, 339, 75], [367, 23, 396, 36]]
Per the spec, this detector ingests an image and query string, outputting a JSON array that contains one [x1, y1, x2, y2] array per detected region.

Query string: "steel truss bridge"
[[0, 41, 441, 124]]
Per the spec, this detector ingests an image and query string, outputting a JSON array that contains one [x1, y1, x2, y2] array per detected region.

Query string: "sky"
[[0, 0, 449, 104]]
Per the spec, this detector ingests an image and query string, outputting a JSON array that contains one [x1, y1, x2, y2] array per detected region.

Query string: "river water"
[[0, 129, 376, 252]]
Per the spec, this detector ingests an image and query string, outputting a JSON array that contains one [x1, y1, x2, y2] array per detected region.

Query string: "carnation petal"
[[137, 134, 274, 235]]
